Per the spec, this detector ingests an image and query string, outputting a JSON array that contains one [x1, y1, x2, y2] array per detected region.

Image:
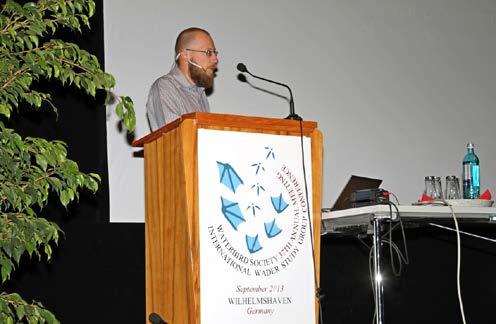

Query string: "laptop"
[[331, 175, 382, 211]]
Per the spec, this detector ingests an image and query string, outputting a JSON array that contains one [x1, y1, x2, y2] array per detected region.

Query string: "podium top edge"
[[132, 112, 318, 147]]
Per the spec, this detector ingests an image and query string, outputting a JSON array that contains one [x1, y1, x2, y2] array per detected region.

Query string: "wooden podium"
[[133, 112, 323, 324]]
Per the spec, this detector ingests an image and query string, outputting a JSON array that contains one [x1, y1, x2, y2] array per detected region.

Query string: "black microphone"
[[236, 63, 302, 120], [149, 312, 167, 324], [236, 63, 248, 73]]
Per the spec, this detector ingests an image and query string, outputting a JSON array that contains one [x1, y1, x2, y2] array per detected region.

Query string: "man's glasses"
[[185, 48, 219, 57]]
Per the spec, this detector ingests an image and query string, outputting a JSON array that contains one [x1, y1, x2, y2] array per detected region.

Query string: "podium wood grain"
[[135, 113, 322, 324]]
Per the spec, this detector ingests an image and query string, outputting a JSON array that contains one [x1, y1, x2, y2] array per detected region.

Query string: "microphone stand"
[[287, 96, 301, 121], [237, 64, 302, 121]]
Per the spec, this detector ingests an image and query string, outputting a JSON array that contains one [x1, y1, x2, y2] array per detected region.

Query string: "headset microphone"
[[188, 59, 206, 72]]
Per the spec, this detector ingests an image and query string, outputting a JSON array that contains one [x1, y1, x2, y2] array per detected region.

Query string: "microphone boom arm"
[[240, 65, 302, 121]]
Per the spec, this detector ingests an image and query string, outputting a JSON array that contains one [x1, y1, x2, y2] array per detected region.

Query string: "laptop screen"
[[331, 175, 383, 211]]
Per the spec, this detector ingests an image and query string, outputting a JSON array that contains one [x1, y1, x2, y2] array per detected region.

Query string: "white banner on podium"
[[198, 129, 315, 323]]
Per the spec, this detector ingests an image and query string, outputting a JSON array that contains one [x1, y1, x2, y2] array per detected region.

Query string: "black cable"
[[358, 236, 371, 249], [387, 200, 410, 266], [381, 222, 401, 237], [376, 200, 410, 277], [298, 120, 324, 324], [387, 202, 400, 275]]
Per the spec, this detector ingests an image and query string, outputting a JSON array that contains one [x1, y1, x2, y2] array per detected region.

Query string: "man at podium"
[[146, 27, 219, 131]]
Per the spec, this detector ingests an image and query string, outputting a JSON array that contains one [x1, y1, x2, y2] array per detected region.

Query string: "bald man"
[[146, 27, 219, 131]]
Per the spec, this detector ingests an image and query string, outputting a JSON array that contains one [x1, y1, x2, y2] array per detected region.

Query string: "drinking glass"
[[434, 176, 443, 199], [424, 176, 436, 199], [445, 176, 461, 199]]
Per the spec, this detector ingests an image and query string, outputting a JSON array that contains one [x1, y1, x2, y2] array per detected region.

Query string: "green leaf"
[[0, 104, 11, 118], [15, 305, 26, 320], [35, 154, 48, 171], [1, 261, 12, 283], [80, 14, 90, 27], [29, 35, 39, 48], [115, 101, 124, 118], [44, 244, 52, 260], [60, 190, 70, 207], [86, 177, 99, 192], [89, 173, 101, 182], [88, 0, 95, 17]]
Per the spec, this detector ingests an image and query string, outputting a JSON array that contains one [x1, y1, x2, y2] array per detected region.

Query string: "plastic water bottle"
[[462, 143, 480, 199]]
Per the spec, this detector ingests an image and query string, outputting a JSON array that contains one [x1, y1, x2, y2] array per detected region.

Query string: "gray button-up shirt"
[[146, 65, 210, 131]]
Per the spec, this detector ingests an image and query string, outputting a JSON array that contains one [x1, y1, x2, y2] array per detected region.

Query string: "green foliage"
[[0, 0, 136, 322], [0, 292, 59, 324], [0, 0, 136, 129], [0, 121, 101, 280]]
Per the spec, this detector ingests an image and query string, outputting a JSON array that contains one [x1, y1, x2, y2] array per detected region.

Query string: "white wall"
[[105, 0, 496, 222]]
